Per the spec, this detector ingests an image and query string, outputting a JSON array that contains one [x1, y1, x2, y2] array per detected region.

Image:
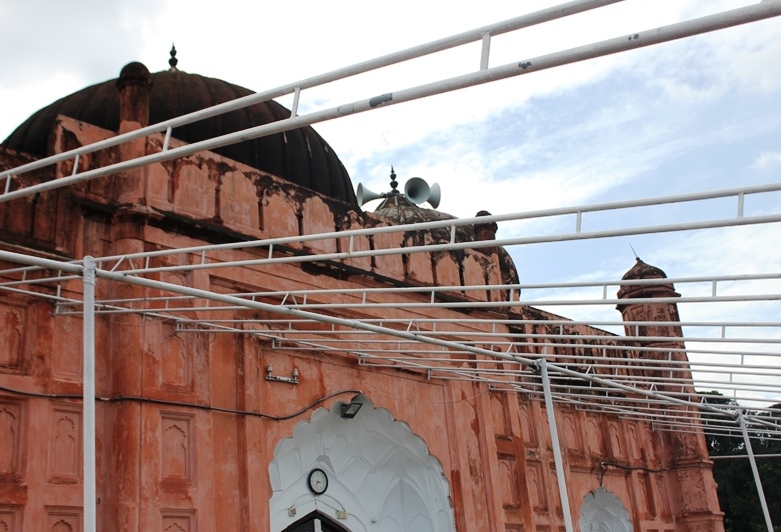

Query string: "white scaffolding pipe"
[[711, 453, 781, 460], [737, 411, 774, 531], [2, 251, 777, 451], [49, 292, 781, 312], [2, 1, 780, 203], [163, 327, 781, 350], [0, 248, 740, 419], [161, 315, 781, 330], [0, 0, 625, 186], [539, 359, 574, 532], [2, 180, 774, 274], [47, 293, 781, 315], [46, 268, 781, 300], [80, 213, 781, 276], [169, 317, 781, 333], [82, 256, 97, 532]]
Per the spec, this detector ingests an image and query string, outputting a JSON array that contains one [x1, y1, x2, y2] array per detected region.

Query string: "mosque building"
[[0, 54, 724, 531]]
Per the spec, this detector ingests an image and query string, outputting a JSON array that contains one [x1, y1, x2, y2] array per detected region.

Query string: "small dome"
[[621, 258, 667, 281], [618, 258, 675, 300], [371, 196, 519, 285], [366, 169, 457, 231], [373, 195, 471, 241], [116, 62, 152, 90], [2, 65, 356, 205]]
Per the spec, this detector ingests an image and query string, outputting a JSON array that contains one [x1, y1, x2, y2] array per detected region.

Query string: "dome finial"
[[389, 167, 399, 195], [169, 44, 179, 71], [629, 243, 640, 261]]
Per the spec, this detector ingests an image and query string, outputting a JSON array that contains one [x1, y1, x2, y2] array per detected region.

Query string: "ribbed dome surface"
[[2, 68, 357, 204]]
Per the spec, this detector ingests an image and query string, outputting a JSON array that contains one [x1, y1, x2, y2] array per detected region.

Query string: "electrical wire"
[[0, 384, 362, 421], [597, 461, 669, 486]]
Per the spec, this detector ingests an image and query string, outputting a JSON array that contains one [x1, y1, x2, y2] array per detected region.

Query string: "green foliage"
[[700, 392, 781, 531]]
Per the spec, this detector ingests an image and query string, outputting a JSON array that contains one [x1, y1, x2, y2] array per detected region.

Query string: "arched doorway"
[[578, 487, 633, 532], [282, 510, 351, 532], [269, 395, 455, 531]]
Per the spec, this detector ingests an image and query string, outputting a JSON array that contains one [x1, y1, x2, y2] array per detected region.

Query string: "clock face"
[[308, 468, 328, 494]]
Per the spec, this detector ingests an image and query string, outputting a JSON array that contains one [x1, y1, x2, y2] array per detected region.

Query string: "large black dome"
[[2, 65, 357, 205]]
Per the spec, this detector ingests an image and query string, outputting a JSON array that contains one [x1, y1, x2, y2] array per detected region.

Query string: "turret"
[[617, 258, 684, 353], [618, 258, 724, 531]]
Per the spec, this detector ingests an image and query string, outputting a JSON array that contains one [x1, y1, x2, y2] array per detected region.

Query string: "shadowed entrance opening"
[[282, 510, 351, 532]]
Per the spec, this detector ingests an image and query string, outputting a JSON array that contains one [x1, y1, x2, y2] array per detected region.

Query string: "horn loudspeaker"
[[357, 183, 384, 206], [405, 177, 441, 209]]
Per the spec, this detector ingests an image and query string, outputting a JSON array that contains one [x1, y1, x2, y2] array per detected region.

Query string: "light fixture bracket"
[[265, 364, 299, 384]]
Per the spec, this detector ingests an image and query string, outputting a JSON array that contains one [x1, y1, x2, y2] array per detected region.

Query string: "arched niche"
[[578, 487, 633, 532], [269, 395, 455, 532]]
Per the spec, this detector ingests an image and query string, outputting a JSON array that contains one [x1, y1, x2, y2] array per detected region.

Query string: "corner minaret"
[[617, 258, 724, 532], [616, 258, 693, 409], [617, 258, 684, 357]]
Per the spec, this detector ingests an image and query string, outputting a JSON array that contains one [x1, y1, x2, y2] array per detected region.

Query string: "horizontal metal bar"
[[35, 270, 780, 298], [0, 247, 749, 418], [2, 180, 775, 278], [134, 316, 781, 329], [710, 453, 781, 460], [0, 0, 624, 190], [91, 212, 781, 276], [2, 1, 779, 203]]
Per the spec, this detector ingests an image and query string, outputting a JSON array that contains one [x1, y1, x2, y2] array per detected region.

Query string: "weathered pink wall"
[[0, 117, 724, 531]]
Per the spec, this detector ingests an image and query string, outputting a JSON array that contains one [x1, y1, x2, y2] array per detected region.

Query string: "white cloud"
[[753, 151, 781, 170]]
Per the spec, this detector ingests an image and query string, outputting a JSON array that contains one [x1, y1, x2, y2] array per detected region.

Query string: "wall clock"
[[308, 468, 328, 494]]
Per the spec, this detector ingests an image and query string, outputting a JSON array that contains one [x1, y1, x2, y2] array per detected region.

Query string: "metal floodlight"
[[339, 401, 363, 419]]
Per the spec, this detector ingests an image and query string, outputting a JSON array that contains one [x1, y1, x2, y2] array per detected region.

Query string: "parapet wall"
[[43, 116, 504, 301]]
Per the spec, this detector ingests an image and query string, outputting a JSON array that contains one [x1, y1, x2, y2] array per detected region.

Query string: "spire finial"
[[169, 44, 179, 71], [629, 243, 640, 261], [389, 167, 399, 195]]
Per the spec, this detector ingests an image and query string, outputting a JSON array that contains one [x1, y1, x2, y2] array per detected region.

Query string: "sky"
[[1, 0, 780, 401]]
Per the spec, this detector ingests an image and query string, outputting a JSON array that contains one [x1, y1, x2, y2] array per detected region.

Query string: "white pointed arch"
[[578, 487, 633, 532], [269, 395, 455, 532]]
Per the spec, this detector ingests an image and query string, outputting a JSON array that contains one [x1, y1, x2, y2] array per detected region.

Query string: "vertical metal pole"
[[737, 412, 773, 531], [83, 256, 97, 532], [480, 32, 491, 70], [539, 359, 574, 532]]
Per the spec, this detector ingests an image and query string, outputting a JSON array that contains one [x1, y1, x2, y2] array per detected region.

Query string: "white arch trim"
[[269, 395, 455, 532], [578, 487, 633, 532]]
